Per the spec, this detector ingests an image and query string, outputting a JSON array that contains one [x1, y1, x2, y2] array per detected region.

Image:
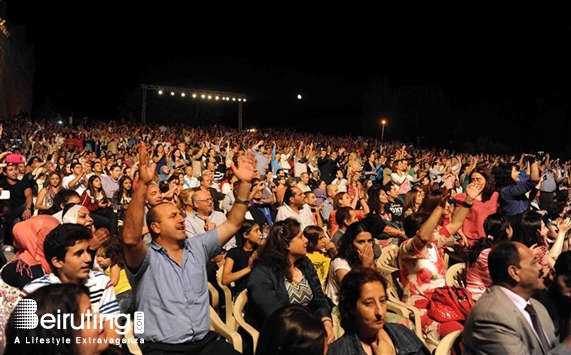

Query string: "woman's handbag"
[[427, 286, 474, 323]]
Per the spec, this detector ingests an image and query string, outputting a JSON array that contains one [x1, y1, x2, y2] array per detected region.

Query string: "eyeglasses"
[[196, 198, 214, 203]]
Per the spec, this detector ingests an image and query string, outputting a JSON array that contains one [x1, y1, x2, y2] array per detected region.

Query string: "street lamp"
[[381, 119, 387, 145]]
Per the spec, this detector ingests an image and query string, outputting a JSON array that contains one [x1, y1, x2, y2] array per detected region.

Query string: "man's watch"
[[234, 199, 251, 206], [25, 206, 31, 211]]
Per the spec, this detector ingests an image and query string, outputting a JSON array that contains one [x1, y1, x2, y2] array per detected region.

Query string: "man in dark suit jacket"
[[317, 149, 340, 185], [463, 241, 571, 354]]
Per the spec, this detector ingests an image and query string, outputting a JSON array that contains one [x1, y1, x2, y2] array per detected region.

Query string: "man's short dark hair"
[[44, 224, 93, 272], [110, 163, 122, 171], [70, 162, 82, 170], [335, 207, 353, 228], [283, 186, 297, 206], [488, 241, 521, 286], [382, 183, 395, 194], [51, 190, 81, 214], [146, 203, 164, 240]]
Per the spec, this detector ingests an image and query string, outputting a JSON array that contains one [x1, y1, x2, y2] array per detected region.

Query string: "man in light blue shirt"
[[250, 140, 269, 177], [122, 142, 256, 354]]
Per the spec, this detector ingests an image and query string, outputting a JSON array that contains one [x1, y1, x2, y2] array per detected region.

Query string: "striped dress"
[[465, 248, 492, 301]]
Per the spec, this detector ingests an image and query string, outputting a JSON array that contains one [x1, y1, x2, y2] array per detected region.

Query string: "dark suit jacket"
[[463, 285, 569, 355]]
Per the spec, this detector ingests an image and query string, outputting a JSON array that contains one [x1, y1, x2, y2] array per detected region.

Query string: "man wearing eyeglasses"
[[187, 189, 236, 251], [192, 172, 225, 212]]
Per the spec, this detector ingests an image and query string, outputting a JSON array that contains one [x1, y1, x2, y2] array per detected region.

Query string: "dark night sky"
[[4, 2, 571, 151]]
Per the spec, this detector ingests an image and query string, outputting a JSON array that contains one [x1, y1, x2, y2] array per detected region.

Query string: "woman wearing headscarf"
[[1, 215, 60, 289], [61, 203, 111, 271]]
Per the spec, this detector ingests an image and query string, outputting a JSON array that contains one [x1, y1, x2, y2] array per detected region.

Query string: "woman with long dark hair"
[[453, 166, 499, 247], [222, 219, 264, 298], [362, 185, 406, 248], [512, 211, 570, 273], [167, 147, 187, 171], [466, 213, 512, 300], [35, 172, 63, 215], [152, 143, 169, 182], [111, 175, 134, 221], [326, 222, 375, 308], [403, 188, 424, 218], [80, 175, 119, 237], [246, 217, 335, 344], [491, 157, 540, 228]]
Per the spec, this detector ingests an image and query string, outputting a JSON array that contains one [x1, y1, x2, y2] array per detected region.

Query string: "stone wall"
[[0, 17, 35, 121]]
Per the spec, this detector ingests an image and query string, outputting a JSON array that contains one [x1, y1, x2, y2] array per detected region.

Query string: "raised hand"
[[137, 142, 156, 185], [231, 150, 256, 183], [529, 243, 547, 260], [557, 217, 571, 235], [89, 227, 111, 251]]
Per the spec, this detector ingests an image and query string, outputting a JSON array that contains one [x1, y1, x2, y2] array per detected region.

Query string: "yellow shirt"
[[105, 266, 132, 295], [306, 250, 331, 292]]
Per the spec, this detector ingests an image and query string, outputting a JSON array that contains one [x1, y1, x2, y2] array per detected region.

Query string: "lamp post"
[[381, 119, 386, 145]]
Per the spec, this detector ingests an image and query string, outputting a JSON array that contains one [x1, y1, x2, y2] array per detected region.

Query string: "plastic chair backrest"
[[233, 289, 260, 354]]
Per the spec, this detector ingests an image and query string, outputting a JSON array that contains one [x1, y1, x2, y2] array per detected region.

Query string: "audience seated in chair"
[[328, 267, 430, 355], [465, 213, 512, 301], [399, 183, 482, 343], [246, 218, 335, 345]]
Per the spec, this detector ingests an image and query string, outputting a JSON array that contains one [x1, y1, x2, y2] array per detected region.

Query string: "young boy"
[[19, 224, 121, 340]]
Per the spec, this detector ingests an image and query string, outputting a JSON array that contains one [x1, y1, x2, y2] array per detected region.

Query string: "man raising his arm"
[[122, 142, 256, 354]]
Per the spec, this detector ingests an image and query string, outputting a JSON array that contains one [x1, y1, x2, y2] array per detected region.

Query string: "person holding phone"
[[492, 156, 540, 228], [80, 175, 119, 238]]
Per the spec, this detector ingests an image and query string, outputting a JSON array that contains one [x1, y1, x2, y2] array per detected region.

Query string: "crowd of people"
[[0, 116, 570, 354]]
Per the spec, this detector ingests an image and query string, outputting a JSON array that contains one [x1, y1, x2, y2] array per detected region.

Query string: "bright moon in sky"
[[297, 94, 302, 100]]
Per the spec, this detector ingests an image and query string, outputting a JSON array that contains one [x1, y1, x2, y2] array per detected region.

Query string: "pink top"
[[454, 191, 499, 245], [466, 247, 492, 300], [391, 172, 412, 195]]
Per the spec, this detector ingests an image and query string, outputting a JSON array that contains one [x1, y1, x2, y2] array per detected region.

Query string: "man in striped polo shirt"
[[19, 224, 121, 342]]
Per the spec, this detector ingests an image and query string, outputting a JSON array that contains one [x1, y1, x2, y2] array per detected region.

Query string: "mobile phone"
[[0, 190, 10, 200]]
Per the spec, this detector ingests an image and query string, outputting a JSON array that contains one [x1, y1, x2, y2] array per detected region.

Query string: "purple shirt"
[[100, 174, 119, 199]]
